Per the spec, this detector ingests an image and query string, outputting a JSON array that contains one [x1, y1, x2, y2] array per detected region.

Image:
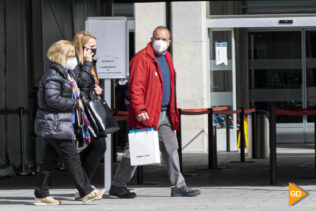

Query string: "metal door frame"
[[207, 16, 316, 143], [207, 16, 316, 29]]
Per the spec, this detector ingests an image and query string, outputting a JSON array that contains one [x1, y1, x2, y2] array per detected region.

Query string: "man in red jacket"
[[109, 26, 201, 198]]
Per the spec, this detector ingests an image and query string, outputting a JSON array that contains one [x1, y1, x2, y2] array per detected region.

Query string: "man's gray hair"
[[152, 26, 170, 37]]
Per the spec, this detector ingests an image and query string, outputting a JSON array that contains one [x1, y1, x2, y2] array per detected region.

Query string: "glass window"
[[209, 0, 316, 16], [210, 30, 234, 107], [113, 3, 134, 17], [209, 1, 243, 15]]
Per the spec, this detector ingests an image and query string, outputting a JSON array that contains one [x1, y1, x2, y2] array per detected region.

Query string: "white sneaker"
[[82, 189, 106, 204], [74, 185, 105, 200], [92, 185, 106, 200], [34, 196, 61, 205]]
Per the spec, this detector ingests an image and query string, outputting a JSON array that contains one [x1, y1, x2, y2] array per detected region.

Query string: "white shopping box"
[[128, 128, 161, 166]]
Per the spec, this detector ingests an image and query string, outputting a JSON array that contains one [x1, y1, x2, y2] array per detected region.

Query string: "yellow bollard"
[[237, 118, 248, 148]]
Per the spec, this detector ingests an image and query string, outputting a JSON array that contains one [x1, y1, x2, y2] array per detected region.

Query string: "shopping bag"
[[128, 128, 161, 166], [84, 94, 120, 136]]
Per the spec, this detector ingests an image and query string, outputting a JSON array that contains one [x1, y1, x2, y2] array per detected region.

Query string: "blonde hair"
[[47, 40, 75, 67], [73, 31, 96, 64]]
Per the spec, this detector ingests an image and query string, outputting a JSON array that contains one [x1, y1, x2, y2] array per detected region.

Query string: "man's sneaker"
[[82, 189, 106, 204], [33, 196, 61, 205], [74, 185, 105, 200], [171, 186, 201, 197], [109, 185, 136, 198]]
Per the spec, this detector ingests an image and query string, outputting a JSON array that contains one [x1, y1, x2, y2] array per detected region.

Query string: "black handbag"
[[84, 95, 120, 136]]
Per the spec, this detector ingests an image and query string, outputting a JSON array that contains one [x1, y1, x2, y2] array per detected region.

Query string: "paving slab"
[[1, 144, 316, 210]]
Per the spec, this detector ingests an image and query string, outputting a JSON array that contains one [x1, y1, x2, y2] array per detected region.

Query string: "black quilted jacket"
[[34, 62, 79, 140], [73, 60, 98, 102]]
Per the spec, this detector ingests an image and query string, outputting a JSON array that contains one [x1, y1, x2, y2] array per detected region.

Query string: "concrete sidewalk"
[[1, 144, 316, 210]]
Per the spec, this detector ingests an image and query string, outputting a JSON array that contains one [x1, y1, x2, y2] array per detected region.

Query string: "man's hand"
[[136, 112, 149, 122]]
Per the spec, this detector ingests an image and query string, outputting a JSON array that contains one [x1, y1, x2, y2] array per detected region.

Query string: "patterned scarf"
[[67, 71, 96, 147]]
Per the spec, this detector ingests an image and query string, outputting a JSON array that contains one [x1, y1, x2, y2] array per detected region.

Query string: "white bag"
[[128, 128, 161, 166]]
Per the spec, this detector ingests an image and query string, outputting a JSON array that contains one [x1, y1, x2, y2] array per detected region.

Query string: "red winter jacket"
[[128, 43, 179, 130]]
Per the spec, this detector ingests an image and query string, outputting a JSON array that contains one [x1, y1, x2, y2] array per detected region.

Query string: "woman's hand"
[[78, 99, 84, 109], [83, 48, 93, 62], [94, 85, 103, 96]]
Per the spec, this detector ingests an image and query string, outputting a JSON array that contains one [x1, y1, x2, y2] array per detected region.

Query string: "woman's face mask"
[[152, 40, 168, 54], [90, 48, 97, 56], [65, 57, 78, 70]]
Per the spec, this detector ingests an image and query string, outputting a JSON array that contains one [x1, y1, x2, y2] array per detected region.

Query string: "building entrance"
[[249, 30, 316, 143]]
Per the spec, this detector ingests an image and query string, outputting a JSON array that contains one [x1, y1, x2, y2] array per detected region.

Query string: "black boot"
[[109, 185, 136, 198]]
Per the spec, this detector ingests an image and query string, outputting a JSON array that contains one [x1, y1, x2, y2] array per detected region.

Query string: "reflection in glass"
[[248, 31, 302, 123]]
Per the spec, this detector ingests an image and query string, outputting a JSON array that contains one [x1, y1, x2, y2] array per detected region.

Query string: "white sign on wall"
[[85, 17, 128, 79], [215, 42, 228, 66]]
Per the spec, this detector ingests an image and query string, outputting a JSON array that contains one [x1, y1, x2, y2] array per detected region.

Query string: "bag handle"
[[136, 119, 151, 131]]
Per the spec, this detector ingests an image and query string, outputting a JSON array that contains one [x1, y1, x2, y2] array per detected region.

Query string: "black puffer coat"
[[34, 62, 79, 140], [73, 60, 98, 102]]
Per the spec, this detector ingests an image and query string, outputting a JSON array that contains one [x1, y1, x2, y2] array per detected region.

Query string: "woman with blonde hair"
[[72, 31, 108, 199], [34, 40, 105, 205]]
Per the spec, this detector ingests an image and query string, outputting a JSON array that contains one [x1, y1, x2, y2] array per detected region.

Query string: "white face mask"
[[153, 40, 168, 54], [65, 57, 78, 70]]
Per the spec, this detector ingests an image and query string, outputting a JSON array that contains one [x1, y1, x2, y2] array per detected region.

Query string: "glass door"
[[248, 30, 304, 143], [306, 30, 316, 143], [209, 29, 237, 149], [249, 30, 316, 143]]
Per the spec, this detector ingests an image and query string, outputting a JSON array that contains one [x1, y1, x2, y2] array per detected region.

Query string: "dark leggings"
[[80, 136, 107, 181]]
